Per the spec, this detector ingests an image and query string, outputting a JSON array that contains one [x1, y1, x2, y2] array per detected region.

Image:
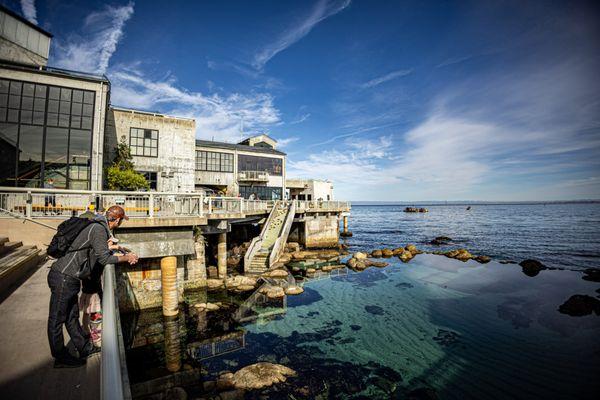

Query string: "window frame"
[[195, 150, 234, 173], [129, 127, 159, 158]]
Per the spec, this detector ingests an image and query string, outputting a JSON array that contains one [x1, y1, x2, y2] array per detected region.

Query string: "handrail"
[[268, 201, 296, 267], [101, 264, 131, 400], [0, 206, 59, 230], [244, 200, 281, 270]]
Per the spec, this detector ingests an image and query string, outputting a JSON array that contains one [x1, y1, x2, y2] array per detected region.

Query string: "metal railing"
[[101, 263, 131, 400], [237, 170, 269, 181], [0, 187, 350, 220]]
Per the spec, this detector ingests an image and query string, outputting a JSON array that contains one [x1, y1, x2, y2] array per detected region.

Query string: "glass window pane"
[[44, 127, 69, 189], [0, 80, 9, 94], [21, 96, 33, 110], [151, 130, 157, 139], [17, 125, 44, 187], [47, 113, 58, 126], [0, 122, 18, 186], [23, 83, 35, 97], [10, 82, 22, 95], [151, 148, 157, 157], [34, 98, 46, 111], [82, 104, 93, 116], [49, 87, 60, 100], [59, 101, 70, 114], [71, 102, 82, 116], [9, 95, 20, 108], [35, 85, 47, 98], [81, 116, 92, 130], [33, 111, 45, 125], [72, 90, 83, 103], [7, 109, 19, 123], [60, 88, 71, 101], [83, 91, 94, 104], [58, 114, 69, 127], [0, 93, 7, 107], [20, 110, 32, 124], [48, 100, 58, 113], [0, 107, 6, 122], [71, 115, 81, 128]]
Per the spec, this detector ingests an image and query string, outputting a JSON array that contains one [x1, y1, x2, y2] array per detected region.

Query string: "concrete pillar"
[[161, 256, 178, 316], [343, 215, 348, 233], [164, 315, 181, 372], [218, 232, 227, 278]]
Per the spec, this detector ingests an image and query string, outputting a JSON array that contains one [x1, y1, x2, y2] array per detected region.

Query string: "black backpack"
[[47, 217, 98, 259]]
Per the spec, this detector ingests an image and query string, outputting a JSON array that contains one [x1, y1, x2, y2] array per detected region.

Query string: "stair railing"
[[268, 201, 296, 268], [244, 200, 282, 271]]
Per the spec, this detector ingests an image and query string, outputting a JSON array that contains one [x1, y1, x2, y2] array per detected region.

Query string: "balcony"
[[238, 170, 269, 182]]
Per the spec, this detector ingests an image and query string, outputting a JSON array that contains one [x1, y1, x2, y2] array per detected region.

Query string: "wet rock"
[[395, 282, 414, 289], [365, 305, 385, 315], [260, 286, 285, 299], [230, 362, 296, 390], [407, 387, 439, 400], [194, 302, 220, 311], [306, 268, 316, 274], [340, 231, 353, 237], [354, 252, 368, 260], [371, 249, 383, 258], [433, 329, 460, 345], [286, 242, 300, 252], [445, 249, 473, 262], [382, 248, 394, 258], [519, 259, 547, 277], [206, 279, 225, 289], [405, 244, 419, 254], [474, 255, 491, 264], [218, 389, 245, 400], [267, 269, 289, 278], [364, 259, 389, 268], [582, 268, 600, 282], [430, 236, 452, 245], [499, 260, 517, 264], [235, 284, 255, 292], [285, 286, 304, 295], [350, 324, 362, 331], [278, 253, 292, 264], [398, 249, 414, 262], [558, 295, 600, 316], [226, 275, 257, 288], [216, 372, 235, 391]]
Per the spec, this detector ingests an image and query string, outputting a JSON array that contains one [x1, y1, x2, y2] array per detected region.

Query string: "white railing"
[[237, 170, 269, 181], [0, 187, 349, 220], [268, 201, 296, 267]]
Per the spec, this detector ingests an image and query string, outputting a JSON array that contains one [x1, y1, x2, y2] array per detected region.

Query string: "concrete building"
[[287, 179, 334, 201], [105, 107, 196, 192], [195, 135, 286, 199]]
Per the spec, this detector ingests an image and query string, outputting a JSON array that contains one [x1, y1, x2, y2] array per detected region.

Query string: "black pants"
[[47, 269, 88, 358]]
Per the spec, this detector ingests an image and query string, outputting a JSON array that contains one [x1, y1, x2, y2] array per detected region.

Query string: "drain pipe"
[[161, 256, 178, 316]]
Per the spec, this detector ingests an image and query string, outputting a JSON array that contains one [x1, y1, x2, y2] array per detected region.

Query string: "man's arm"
[[91, 226, 138, 265]]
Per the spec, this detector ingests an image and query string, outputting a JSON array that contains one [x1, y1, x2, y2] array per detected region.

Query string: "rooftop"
[[111, 105, 195, 121], [0, 60, 109, 84], [195, 139, 286, 156]]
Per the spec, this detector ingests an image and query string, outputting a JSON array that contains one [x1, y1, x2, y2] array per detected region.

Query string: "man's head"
[[105, 205, 129, 229], [47, 178, 54, 184]]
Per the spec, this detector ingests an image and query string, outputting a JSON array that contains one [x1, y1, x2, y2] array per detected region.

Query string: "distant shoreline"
[[351, 200, 600, 206]]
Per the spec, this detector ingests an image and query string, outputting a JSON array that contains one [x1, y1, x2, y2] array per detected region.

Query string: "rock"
[[371, 249, 383, 258], [445, 248, 473, 261], [207, 266, 218, 279], [206, 279, 225, 289], [218, 389, 245, 400], [382, 248, 394, 258], [398, 249, 414, 262], [392, 247, 405, 255], [340, 231, 353, 237], [216, 372, 235, 391], [403, 207, 428, 213], [430, 236, 452, 245], [285, 286, 304, 295], [278, 253, 292, 264], [519, 259, 547, 277], [499, 260, 517, 264], [346, 258, 358, 269], [354, 252, 368, 260], [558, 295, 600, 316], [407, 387, 439, 400], [267, 269, 289, 278], [364, 259, 389, 268], [321, 265, 333, 272], [306, 268, 316, 274], [164, 386, 187, 400], [231, 362, 296, 390], [226, 256, 240, 267], [354, 261, 367, 270], [236, 284, 255, 292], [226, 275, 257, 288], [582, 268, 600, 282], [405, 244, 419, 254], [474, 255, 491, 264], [286, 242, 300, 252], [260, 286, 285, 299], [194, 302, 220, 311]]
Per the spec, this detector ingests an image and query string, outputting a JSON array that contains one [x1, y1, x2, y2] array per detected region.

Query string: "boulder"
[[278, 253, 292, 264], [382, 248, 394, 258], [194, 302, 220, 311], [405, 244, 419, 254], [371, 249, 383, 258], [354, 252, 368, 260], [474, 255, 491, 264], [398, 249, 414, 262], [582, 268, 600, 282], [285, 286, 304, 295], [445, 248, 473, 261], [286, 242, 300, 252], [306, 268, 316, 274], [267, 269, 289, 278], [207, 279, 225, 289], [346, 258, 358, 269], [226, 256, 241, 267], [430, 236, 452, 245], [392, 247, 405, 255], [558, 295, 600, 316], [518, 259, 547, 277], [231, 362, 296, 390], [236, 284, 256, 292], [364, 259, 389, 268], [226, 275, 257, 288], [216, 372, 235, 391], [265, 286, 285, 299]]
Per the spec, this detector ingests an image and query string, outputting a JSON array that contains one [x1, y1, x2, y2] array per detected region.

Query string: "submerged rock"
[[206, 278, 225, 290], [558, 295, 600, 316], [230, 362, 296, 390], [398, 249, 414, 262], [407, 387, 439, 400], [194, 302, 220, 311], [364, 305, 385, 315], [430, 236, 452, 245], [226, 275, 257, 288], [285, 286, 304, 295], [445, 248, 473, 262], [371, 249, 383, 258], [382, 248, 394, 258], [267, 269, 289, 278], [582, 268, 600, 283], [405, 244, 419, 254], [474, 255, 491, 264], [354, 252, 368, 260], [519, 259, 547, 277], [365, 259, 389, 268]]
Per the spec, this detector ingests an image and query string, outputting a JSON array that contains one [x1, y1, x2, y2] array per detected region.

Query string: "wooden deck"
[[0, 260, 100, 400]]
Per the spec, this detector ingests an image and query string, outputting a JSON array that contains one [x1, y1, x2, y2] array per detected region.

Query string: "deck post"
[[161, 256, 178, 316], [148, 193, 154, 218], [25, 191, 32, 218], [218, 232, 227, 278], [343, 215, 348, 233]]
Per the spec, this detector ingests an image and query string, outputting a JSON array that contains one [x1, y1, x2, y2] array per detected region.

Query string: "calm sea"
[[346, 203, 600, 270]]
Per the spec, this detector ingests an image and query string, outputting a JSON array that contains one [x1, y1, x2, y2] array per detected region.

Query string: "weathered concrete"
[[304, 213, 340, 248], [184, 235, 207, 289], [0, 261, 100, 400], [115, 229, 195, 258], [0, 218, 60, 248], [217, 233, 227, 278]]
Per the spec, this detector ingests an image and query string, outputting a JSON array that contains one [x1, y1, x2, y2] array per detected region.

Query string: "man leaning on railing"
[[47, 205, 139, 368]]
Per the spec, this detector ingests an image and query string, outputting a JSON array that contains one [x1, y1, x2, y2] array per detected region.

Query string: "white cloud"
[[289, 113, 311, 125], [252, 0, 351, 70], [20, 0, 37, 24], [360, 69, 412, 88], [52, 2, 134, 74], [110, 65, 281, 142], [276, 137, 300, 148]]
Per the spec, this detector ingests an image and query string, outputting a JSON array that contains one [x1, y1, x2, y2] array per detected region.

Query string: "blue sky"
[[5, 0, 600, 201]]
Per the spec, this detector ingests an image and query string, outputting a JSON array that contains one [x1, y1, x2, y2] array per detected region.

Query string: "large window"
[[129, 128, 158, 157], [0, 78, 95, 189], [138, 171, 157, 190], [196, 150, 233, 172], [238, 154, 282, 175], [239, 185, 282, 200]]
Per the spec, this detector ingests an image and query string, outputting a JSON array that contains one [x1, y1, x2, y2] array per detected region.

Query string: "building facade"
[[104, 107, 196, 192], [195, 135, 286, 199], [287, 179, 334, 201]]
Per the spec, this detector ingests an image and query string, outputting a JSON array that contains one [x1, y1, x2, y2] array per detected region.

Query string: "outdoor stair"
[[0, 237, 46, 301]]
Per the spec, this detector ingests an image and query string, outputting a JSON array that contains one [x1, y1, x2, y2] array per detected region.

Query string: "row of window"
[[196, 150, 234, 172], [238, 154, 282, 175], [239, 185, 283, 200]]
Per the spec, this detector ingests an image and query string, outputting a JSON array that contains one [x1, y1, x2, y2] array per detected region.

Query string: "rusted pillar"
[[343, 215, 348, 233], [161, 256, 178, 316], [218, 233, 227, 278]]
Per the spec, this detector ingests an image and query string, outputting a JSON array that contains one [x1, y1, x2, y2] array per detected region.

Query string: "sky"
[[3, 0, 599, 201]]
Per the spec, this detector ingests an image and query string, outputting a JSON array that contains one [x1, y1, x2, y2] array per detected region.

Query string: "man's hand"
[[126, 252, 139, 265]]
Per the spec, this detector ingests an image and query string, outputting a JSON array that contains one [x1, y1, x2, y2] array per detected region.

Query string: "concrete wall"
[[287, 179, 334, 200], [0, 67, 110, 190], [0, 218, 60, 249], [0, 36, 47, 66], [304, 213, 340, 248], [105, 108, 196, 192]]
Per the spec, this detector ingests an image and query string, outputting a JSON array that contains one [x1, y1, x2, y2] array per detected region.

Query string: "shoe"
[[54, 355, 86, 368], [80, 344, 101, 358]]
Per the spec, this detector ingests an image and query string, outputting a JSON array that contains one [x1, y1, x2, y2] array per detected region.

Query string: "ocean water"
[[123, 203, 600, 399]]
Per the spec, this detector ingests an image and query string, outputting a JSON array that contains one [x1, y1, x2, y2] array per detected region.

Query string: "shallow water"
[[123, 256, 600, 399]]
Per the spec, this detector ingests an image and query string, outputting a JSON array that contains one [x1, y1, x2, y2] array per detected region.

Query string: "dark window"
[[239, 185, 282, 200], [0, 78, 95, 189], [237, 154, 283, 175], [138, 171, 158, 190], [130, 128, 158, 157], [195, 150, 233, 172]]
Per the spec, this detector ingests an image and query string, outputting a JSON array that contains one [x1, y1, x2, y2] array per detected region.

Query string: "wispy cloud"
[[289, 113, 311, 125], [252, 0, 351, 70], [110, 64, 281, 142], [52, 2, 134, 74], [20, 0, 37, 24], [277, 137, 300, 148], [436, 55, 473, 68], [360, 69, 412, 88]]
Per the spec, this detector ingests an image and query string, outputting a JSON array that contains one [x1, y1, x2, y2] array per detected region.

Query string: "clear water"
[[123, 203, 600, 399]]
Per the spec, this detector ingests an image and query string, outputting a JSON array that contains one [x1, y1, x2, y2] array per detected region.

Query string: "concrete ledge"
[[120, 217, 207, 228]]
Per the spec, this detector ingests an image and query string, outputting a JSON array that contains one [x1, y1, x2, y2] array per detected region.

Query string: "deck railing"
[[0, 187, 349, 219]]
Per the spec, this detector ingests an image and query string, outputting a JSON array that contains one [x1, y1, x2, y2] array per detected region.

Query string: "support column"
[[218, 232, 227, 279], [161, 256, 178, 316], [164, 315, 181, 372], [343, 215, 348, 233]]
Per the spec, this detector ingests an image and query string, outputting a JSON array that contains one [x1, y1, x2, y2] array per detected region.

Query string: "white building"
[[287, 179, 334, 201]]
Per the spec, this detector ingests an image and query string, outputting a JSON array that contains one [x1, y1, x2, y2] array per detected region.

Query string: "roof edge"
[[0, 4, 54, 38]]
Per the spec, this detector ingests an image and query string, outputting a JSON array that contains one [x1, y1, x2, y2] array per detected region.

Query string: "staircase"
[[0, 236, 46, 300], [244, 201, 296, 274]]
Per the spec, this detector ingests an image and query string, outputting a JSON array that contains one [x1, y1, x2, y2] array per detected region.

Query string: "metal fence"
[[0, 187, 349, 219]]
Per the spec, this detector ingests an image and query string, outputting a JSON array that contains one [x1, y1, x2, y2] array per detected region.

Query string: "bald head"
[[106, 205, 128, 229]]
